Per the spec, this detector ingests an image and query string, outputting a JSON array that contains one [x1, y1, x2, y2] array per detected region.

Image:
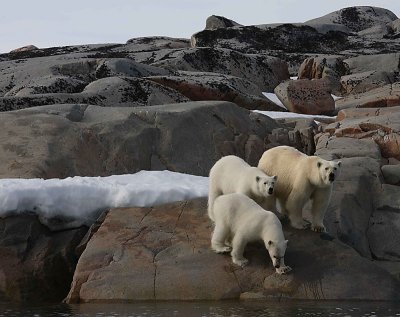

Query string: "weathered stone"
[[0, 214, 87, 302], [274, 78, 335, 115], [343, 53, 400, 74], [336, 106, 400, 121], [368, 184, 400, 261], [9, 45, 39, 53], [325, 109, 400, 160], [305, 6, 398, 33], [381, 165, 400, 185], [151, 47, 289, 92], [147, 71, 283, 110], [205, 15, 242, 30], [66, 198, 400, 302], [340, 71, 396, 95], [0, 101, 279, 178], [298, 56, 347, 80], [388, 19, 400, 35]]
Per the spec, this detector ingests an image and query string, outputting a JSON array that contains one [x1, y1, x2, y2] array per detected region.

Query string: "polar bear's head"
[[256, 174, 278, 196], [266, 239, 288, 269], [316, 159, 341, 186]]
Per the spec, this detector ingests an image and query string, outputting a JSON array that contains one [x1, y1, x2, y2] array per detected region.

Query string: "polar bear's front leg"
[[310, 188, 331, 233], [286, 193, 309, 229], [275, 258, 292, 275], [211, 224, 232, 253], [231, 235, 249, 267]]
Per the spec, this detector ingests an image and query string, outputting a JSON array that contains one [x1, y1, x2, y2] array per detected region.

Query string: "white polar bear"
[[258, 145, 341, 232], [208, 155, 277, 221], [211, 193, 291, 274]]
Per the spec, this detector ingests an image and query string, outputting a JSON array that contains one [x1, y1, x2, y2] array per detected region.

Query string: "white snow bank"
[[262, 92, 287, 109], [0, 171, 209, 231], [253, 110, 335, 121]]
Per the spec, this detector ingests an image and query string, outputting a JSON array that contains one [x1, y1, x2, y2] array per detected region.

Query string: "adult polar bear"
[[212, 193, 291, 274], [258, 146, 341, 232], [208, 155, 277, 221]]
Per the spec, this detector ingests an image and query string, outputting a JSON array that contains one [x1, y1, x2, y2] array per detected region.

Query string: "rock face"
[[205, 15, 242, 30], [65, 198, 400, 303], [274, 79, 335, 114], [0, 214, 87, 302], [0, 101, 279, 179]]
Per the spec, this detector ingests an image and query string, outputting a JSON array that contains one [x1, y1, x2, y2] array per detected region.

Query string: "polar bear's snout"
[[329, 172, 335, 182], [268, 187, 274, 195]]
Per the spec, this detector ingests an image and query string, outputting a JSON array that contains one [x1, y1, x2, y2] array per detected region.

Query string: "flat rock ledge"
[[66, 198, 400, 303]]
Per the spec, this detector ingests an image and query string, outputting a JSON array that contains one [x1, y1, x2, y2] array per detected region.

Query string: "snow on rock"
[[262, 92, 287, 109], [254, 110, 335, 121], [0, 171, 209, 231]]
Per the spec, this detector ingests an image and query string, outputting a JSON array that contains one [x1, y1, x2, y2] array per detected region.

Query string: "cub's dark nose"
[[268, 188, 274, 194], [329, 173, 335, 181]]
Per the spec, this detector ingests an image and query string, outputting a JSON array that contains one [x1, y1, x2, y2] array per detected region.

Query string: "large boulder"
[[0, 214, 87, 302], [340, 71, 397, 95], [274, 78, 335, 115], [65, 198, 400, 303], [0, 101, 279, 179]]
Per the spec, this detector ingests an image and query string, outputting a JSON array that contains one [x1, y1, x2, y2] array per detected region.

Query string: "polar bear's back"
[[258, 146, 312, 198], [213, 193, 281, 239], [209, 155, 250, 192]]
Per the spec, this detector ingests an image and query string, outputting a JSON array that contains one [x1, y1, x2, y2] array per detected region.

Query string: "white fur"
[[211, 193, 291, 274], [258, 145, 341, 232], [208, 155, 277, 221]]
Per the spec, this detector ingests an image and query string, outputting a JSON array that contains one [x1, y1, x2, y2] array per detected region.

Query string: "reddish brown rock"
[[336, 106, 400, 121], [65, 198, 400, 303], [274, 78, 335, 115], [336, 83, 400, 110]]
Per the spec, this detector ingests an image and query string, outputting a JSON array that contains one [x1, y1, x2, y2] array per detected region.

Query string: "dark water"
[[1, 301, 400, 317]]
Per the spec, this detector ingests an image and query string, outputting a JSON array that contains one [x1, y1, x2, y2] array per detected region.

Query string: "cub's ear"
[[272, 175, 278, 181], [317, 161, 322, 168], [268, 240, 273, 246], [337, 161, 342, 167], [256, 176, 260, 182]]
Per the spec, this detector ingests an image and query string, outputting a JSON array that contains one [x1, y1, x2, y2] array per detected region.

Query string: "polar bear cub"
[[208, 155, 277, 221], [212, 193, 291, 274], [258, 145, 341, 232]]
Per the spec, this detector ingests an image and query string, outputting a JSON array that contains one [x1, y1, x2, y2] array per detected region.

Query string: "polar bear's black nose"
[[274, 264, 280, 268], [268, 188, 273, 194], [329, 173, 335, 181]]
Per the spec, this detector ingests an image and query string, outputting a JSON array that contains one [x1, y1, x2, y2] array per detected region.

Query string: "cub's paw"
[[311, 224, 326, 233], [276, 265, 292, 275], [233, 258, 249, 267]]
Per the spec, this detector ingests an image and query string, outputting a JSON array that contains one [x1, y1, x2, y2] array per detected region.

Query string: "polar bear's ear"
[[268, 240, 273, 246], [337, 161, 342, 167], [317, 161, 322, 168], [272, 175, 278, 181], [256, 176, 260, 182]]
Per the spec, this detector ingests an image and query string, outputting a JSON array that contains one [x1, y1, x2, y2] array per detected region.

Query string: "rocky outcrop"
[[0, 101, 280, 179], [0, 214, 87, 302], [65, 198, 400, 303], [9, 45, 39, 53], [205, 15, 242, 30], [147, 72, 283, 110]]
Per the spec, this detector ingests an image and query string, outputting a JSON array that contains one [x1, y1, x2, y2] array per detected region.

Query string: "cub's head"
[[266, 240, 288, 269], [256, 174, 278, 196], [317, 159, 341, 186]]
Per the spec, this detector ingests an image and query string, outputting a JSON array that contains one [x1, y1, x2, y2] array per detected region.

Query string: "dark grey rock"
[[205, 15, 242, 30], [381, 165, 400, 185], [0, 214, 87, 302]]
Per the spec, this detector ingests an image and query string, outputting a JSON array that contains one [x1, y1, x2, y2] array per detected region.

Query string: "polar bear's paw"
[[311, 224, 326, 233], [290, 219, 309, 230], [276, 265, 292, 275], [212, 245, 232, 253], [233, 257, 249, 267]]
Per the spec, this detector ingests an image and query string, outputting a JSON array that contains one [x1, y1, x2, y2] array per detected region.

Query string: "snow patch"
[[0, 171, 209, 231]]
